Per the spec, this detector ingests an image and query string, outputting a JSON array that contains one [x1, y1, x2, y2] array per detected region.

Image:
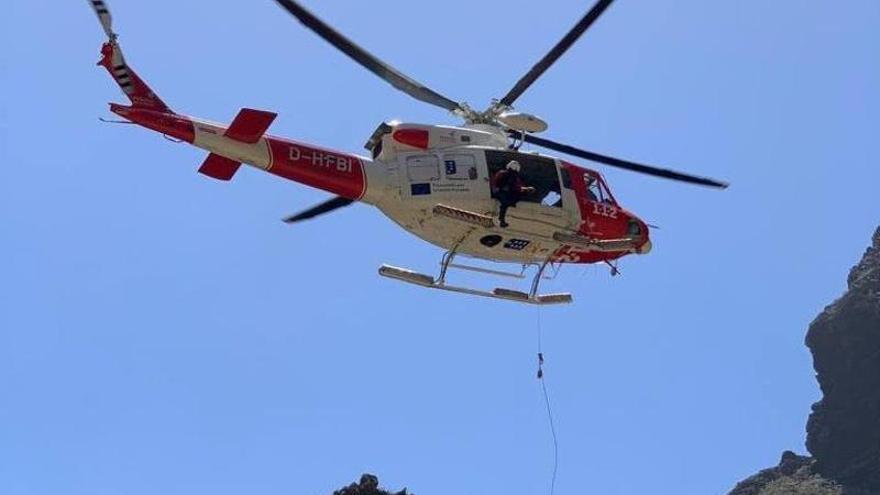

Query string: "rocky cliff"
[[729, 227, 880, 495], [806, 227, 880, 489]]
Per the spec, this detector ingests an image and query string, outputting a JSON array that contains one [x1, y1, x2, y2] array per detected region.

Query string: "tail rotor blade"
[[283, 196, 355, 224], [88, 0, 116, 39]]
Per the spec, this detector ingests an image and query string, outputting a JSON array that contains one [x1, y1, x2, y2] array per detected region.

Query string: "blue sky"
[[1, 1, 878, 494]]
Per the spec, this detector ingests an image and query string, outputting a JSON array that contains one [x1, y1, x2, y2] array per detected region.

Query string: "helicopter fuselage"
[[367, 126, 652, 265], [116, 100, 650, 266]]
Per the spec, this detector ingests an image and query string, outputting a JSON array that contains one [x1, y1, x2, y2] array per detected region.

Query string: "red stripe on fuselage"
[[266, 138, 366, 200]]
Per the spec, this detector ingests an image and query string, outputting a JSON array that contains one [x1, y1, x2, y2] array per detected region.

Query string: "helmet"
[[506, 160, 521, 172]]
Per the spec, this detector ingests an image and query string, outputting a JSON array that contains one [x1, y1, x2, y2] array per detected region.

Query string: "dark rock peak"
[[806, 226, 880, 489], [729, 226, 880, 494], [845, 226, 880, 294], [332, 474, 410, 495]]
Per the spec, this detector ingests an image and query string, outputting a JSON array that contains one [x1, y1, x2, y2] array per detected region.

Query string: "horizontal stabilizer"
[[225, 108, 277, 144], [199, 153, 241, 181]]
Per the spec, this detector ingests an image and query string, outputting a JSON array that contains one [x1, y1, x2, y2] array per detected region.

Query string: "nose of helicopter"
[[627, 216, 652, 254]]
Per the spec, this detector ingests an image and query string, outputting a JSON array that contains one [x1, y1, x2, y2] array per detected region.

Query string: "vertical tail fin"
[[97, 41, 171, 113], [89, 0, 171, 112]]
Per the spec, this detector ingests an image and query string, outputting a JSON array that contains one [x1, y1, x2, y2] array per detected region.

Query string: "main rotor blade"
[[514, 131, 729, 189], [283, 196, 354, 224], [498, 0, 615, 108], [274, 0, 463, 113]]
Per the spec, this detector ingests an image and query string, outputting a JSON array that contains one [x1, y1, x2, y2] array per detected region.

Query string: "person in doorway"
[[491, 160, 535, 228]]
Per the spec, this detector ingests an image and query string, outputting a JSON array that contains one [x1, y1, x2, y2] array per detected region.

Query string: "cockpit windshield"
[[584, 172, 616, 205]]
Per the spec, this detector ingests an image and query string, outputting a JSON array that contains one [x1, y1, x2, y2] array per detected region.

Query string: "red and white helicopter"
[[88, 0, 727, 305]]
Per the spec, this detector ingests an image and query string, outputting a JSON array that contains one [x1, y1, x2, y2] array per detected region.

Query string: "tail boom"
[[91, 1, 371, 202], [193, 119, 369, 200], [264, 137, 367, 201], [97, 37, 369, 200], [110, 104, 194, 142], [110, 103, 369, 200]]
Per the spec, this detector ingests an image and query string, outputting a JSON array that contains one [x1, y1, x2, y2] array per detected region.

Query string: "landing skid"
[[378, 250, 572, 305]]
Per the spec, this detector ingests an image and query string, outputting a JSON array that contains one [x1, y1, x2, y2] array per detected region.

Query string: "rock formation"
[[729, 451, 845, 495], [806, 227, 880, 488], [331, 474, 410, 495], [729, 227, 880, 494]]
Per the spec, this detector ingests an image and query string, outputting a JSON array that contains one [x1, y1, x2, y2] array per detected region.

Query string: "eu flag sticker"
[[411, 183, 431, 196]]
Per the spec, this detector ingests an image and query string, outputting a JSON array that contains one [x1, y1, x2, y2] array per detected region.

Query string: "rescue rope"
[[536, 306, 559, 495]]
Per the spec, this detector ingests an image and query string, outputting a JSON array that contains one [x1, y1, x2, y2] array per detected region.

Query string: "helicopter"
[[88, 0, 727, 305]]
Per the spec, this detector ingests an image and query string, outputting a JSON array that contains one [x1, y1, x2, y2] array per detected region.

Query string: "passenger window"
[[442, 153, 477, 180], [406, 155, 440, 182]]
